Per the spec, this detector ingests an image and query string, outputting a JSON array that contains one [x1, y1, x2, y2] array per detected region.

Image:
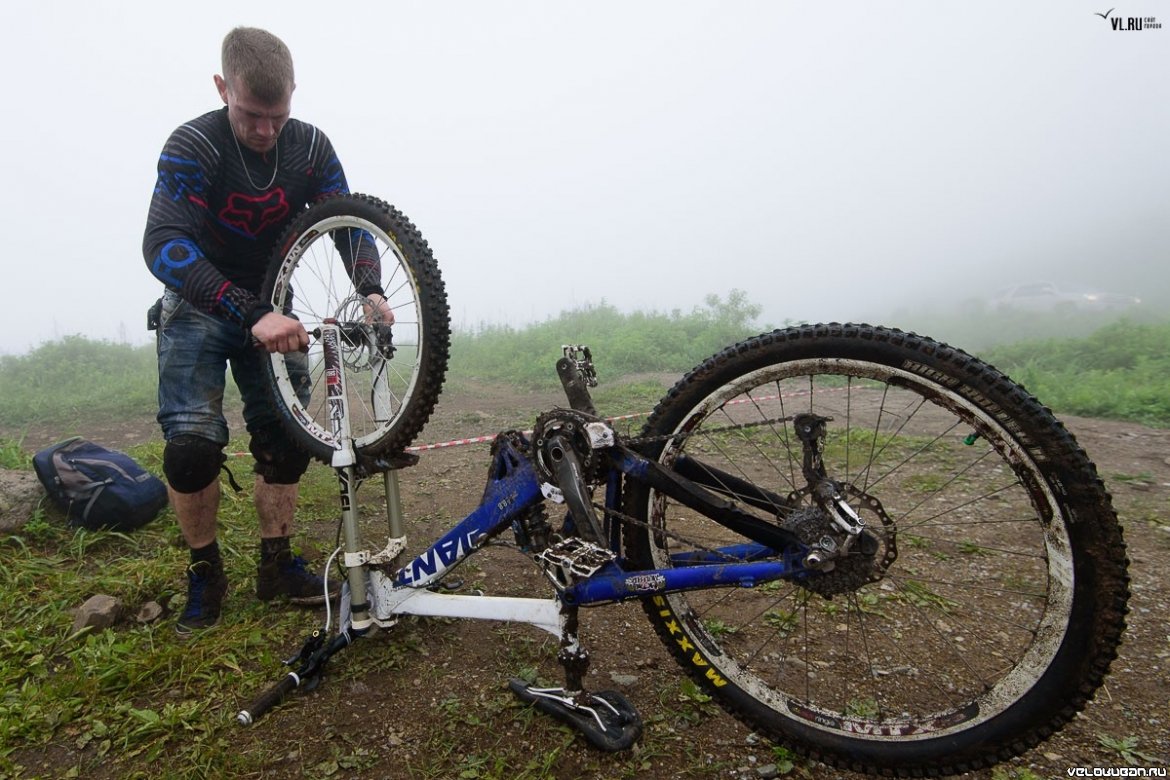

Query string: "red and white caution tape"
[[406, 410, 649, 452], [229, 389, 817, 458], [406, 434, 502, 452]]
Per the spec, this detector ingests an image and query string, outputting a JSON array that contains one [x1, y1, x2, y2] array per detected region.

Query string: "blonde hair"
[[221, 27, 294, 104]]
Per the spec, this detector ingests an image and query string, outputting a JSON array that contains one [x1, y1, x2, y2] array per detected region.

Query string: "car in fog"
[[989, 281, 1141, 312]]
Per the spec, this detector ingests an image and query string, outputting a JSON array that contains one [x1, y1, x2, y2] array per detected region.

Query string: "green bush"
[[450, 290, 766, 388], [978, 320, 1170, 427], [0, 336, 159, 428]]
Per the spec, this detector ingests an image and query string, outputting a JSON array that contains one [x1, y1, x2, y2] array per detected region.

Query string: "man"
[[144, 27, 389, 636]]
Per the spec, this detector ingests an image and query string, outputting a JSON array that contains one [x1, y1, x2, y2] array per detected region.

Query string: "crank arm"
[[547, 433, 607, 543], [238, 630, 357, 726]]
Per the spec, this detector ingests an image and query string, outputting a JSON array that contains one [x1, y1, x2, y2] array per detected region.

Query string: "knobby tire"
[[623, 323, 1129, 776], [260, 194, 450, 462]]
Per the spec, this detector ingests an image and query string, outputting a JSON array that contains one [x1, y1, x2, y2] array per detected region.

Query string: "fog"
[[1, 1, 1166, 355]]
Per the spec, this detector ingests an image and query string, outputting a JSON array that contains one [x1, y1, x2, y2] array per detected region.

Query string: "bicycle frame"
[[239, 229, 1130, 769], [353, 418, 809, 638], [310, 322, 812, 638]]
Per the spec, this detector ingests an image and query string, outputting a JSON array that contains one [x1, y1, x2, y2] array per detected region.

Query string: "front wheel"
[[261, 194, 450, 462], [622, 323, 1129, 776]]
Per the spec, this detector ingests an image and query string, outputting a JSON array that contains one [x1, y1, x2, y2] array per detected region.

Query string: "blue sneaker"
[[176, 559, 228, 637]]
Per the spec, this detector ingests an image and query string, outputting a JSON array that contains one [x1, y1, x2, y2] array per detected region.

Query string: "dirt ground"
[[10, 381, 1169, 778]]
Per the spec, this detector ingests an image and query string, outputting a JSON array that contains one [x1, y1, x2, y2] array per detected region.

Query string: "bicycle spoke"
[[622, 326, 1126, 774], [262, 196, 448, 460], [631, 360, 1072, 736]]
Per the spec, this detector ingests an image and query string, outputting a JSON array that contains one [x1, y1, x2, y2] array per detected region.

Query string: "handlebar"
[[237, 630, 357, 727], [237, 672, 301, 725]]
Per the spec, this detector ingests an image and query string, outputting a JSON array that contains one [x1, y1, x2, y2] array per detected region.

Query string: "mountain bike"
[[237, 193, 1129, 776]]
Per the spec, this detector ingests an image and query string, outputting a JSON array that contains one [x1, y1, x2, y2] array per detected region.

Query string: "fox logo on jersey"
[[219, 190, 290, 238]]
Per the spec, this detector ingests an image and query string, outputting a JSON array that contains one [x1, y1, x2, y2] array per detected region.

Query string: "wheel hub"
[[334, 294, 396, 369], [783, 490, 897, 597]]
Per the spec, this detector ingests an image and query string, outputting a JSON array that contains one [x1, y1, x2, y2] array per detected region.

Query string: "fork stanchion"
[[384, 469, 405, 541], [338, 464, 373, 632]]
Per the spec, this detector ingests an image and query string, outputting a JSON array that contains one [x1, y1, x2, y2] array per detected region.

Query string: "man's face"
[[215, 75, 292, 154]]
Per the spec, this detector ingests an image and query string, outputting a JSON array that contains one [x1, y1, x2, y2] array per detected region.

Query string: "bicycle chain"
[[614, 414, 796, 450], [519, 411, 802, 561], [594, 501, 750, 563], [596, 414, 898, 575], [598, 494, 895, 583], [525, 413, 797, 560], [526, 408, 897, 582]]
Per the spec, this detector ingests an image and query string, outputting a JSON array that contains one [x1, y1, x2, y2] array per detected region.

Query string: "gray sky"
[[1, 1, 1166, 354]]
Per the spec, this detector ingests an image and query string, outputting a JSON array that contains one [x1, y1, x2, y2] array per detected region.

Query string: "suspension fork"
[[320, 319, 373, 631]]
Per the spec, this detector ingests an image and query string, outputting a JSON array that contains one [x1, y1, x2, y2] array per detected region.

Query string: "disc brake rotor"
[[784, 484, 898, 597]]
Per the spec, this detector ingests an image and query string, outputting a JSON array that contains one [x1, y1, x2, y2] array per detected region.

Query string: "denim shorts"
[[155, 290, 309, 444]]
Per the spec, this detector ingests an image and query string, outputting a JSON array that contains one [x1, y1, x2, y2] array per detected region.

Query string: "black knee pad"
[[249, 425, 311, 484], [163, 435, 226, 493]]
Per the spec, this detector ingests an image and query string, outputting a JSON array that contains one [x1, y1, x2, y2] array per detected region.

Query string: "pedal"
[[535, 537, 617, 590], [508, 679, 642, 751], [561, 344, 597, 387]]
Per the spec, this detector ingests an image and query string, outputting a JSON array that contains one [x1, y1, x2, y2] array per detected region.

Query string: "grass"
[[0, 436, 31, 469], [978, 320, 1170, 427], [0, 434, 763, 779], [887, 579, 959, 613], [1096, 734, 1159, 764], [0, 336, 163, 429], [3, 301, 1167, 432], [0, 440, 340, 778], [1, 301, 1168, 777], [449, 290, 766, 390]]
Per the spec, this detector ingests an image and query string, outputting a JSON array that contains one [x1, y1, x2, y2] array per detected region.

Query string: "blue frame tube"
[[391, 438, 543, 588], [390, 436, 808, 599], [560, 556, 804, 606]]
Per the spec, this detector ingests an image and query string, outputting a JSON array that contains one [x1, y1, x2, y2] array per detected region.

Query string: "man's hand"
[[364, 293, 395, 325], [251, 312, 310, 353]]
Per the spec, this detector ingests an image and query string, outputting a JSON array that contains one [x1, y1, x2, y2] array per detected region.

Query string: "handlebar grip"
[[237, 672, 300, 726]]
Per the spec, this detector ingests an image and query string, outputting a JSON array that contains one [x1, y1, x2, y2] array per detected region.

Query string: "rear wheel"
[[623, 323, 1128, 775], [261, 194, 449, 462]]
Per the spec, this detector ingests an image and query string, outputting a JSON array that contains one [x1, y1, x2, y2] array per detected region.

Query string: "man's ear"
[[214, 74, 229, 105]]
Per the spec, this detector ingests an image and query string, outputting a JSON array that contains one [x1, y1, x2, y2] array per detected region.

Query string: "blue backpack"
[[33, 438, 168, 532]]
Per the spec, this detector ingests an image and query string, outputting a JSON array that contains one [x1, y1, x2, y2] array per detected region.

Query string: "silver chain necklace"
[[231, 131, 279, 190]]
